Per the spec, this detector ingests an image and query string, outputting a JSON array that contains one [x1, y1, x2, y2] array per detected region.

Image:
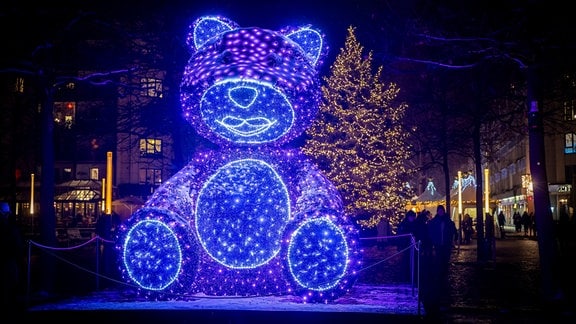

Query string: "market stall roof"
[[56, 180, 102, 190], [55, 189, 100, 201], [414, 180, 444, 203], [448, 173, 478, 203], [112, 196, 145, 219], [406, 180, 445, 212], [450, 185, 476, 202], [55, 180, 102, 201]]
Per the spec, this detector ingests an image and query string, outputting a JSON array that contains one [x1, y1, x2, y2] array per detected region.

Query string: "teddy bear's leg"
[[118, 208, 199, 294], [286, 217, 350, 294]]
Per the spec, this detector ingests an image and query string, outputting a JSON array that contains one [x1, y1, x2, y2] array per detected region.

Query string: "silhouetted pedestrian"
[[529, 212, 536, 237], [429, 205, 457, 278], [421, 204, 457, 319], [415, 210, 432, 269], [521, 211, 531, 236], [558, 207, 571, 254], [415, 210, 431, 255], [485, 213, 495, 261], [513, 211, 522, 232], [397, 210, 418, 282], [462, 213, 473, 244], [0, 202, 24, 313], [497, 211, 506, 238]]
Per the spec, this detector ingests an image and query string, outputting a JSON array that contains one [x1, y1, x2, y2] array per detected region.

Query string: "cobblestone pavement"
[[441, 229, 576, 323], [358, 229, 576, 323], [16, 227, 576, 323]]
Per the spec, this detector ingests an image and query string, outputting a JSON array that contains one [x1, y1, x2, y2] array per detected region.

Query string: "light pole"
[[458, 171, 462, 245], [105, 151, 113, 215], [484, 168, 490, 214], [30, 173, 35, 216]]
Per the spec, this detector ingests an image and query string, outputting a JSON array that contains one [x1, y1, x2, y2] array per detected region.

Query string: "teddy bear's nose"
[[229, 86, 258, 109]]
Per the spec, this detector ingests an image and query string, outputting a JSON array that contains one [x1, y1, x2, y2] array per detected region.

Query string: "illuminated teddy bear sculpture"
[[117, 16, 361, 302]]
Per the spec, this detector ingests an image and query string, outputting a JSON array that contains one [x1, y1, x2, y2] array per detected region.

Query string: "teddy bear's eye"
[[219, 50, 233, 65], [265, 53, 282, 68]]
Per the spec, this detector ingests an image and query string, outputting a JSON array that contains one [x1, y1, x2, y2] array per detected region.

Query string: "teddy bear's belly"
[[195, 159, 290, 269]]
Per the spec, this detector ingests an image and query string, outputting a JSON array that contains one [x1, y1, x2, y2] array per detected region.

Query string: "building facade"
[[488, 103, 576, 225], [0, 31, 179, 241]]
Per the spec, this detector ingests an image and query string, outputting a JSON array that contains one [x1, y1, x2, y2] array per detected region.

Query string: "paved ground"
[[441, 227, 576, 323], [12, 226, 576, 323]]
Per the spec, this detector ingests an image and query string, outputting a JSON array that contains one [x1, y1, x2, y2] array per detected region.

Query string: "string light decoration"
[[303, 26, 414, 230], [117, 16, 361, 303]]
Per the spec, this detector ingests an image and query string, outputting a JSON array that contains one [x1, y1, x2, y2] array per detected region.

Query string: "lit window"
[[54, 102, 76, 128], [90, 168, 99, 180], [139, 138, 162, 156], [508, 163, 516, 175], [14, 77, 24, 93], [139, 168, 162, 184], [140, 78, 163, 98], [565, 133, 576, 154], [564, 101, 576, 121]]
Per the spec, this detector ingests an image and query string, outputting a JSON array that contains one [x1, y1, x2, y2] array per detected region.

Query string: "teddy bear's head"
[[180, 16, 326, 146]]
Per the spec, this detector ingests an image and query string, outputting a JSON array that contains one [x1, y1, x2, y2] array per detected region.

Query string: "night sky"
[[1, 0, 392, 72], [4, 0, 574, 77]]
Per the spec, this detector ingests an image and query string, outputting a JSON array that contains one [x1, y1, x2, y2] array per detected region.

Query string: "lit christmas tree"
[[303, 26, 414, 229]]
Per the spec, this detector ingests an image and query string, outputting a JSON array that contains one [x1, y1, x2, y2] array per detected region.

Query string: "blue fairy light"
[[118, 15, 361, 303]]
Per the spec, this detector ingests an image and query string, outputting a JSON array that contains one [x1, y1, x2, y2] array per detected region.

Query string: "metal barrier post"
[[96, 237, 100, 290], [26, 240, 31, 309]]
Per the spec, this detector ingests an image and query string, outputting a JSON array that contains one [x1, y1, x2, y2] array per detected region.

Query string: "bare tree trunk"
[[442, 150, 451, 215], [527, 67, 562, 304], [39, 74, 57, 294], [441, 106, 452, 215], [473, 122, 486, 262]]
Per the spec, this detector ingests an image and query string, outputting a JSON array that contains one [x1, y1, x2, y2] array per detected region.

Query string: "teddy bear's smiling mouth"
[[216, 116, 277, 136]]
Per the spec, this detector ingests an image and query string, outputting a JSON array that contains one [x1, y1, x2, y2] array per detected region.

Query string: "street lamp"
[[30, 173, 35, 215], [105, 151, 113, 215], [458, 171, 463, 243], [484, 168, 490, 214]]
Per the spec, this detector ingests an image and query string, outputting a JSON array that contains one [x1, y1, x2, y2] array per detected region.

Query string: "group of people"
[[512, 210, 535, 236], [397, 205, 458, 318]]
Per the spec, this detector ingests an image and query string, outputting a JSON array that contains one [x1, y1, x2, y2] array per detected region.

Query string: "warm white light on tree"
[[303, 26, 414, 229]]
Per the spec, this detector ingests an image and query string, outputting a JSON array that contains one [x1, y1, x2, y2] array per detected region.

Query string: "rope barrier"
[[25, 234, 421, 304]]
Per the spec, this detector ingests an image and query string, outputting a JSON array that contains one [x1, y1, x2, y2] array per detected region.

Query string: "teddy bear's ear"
[[286, 27, 325, 67], [186, 16, 238, 51]]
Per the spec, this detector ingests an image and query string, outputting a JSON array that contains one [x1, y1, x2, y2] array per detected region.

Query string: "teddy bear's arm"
[[293, 161, 345, 220], [134, 164, 198, 224]]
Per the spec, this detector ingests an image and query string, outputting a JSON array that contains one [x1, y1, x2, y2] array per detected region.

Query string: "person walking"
[[421, 204, 457, 319], [428, 205, 457, 279], [529, 212, 536, 237], [415, 211, 431, 255], [485, 213, 496, 261], [397, 210, 418, 282], [513, 211, 522, 232], [462, 213, 473, 244], [521, 211, 531, 237], [497, 211, 506, 238]]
